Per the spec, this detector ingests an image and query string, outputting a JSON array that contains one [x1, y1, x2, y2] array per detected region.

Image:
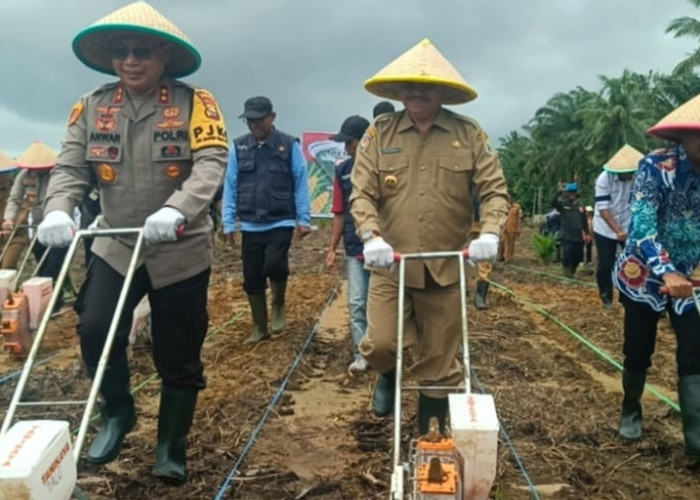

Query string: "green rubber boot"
[[86, 361, 136, 464], [679, 375, 700, 458], [372, 370, 396, 417], [474, 281, 489, 310], [152, 386, 198, 484], [245, 293, 269, 344], [270, 280, 287, 333], [618, 370, 646, 441]]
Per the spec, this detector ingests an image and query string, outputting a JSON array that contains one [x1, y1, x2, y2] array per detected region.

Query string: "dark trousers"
[[622, 294, 700, 376], [75, 256, 210, 390], [594, 233, 623, 301], [585, 241, 593, 264], [32, 242, 68, 283], [561, 238, 584, 269], [241, 227, 294, 294]]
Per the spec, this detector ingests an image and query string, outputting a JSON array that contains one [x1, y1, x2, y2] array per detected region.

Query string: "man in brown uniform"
[[498, 197, 522, 262], [350, 39, 508, 433], [37, 2, 228, 484]]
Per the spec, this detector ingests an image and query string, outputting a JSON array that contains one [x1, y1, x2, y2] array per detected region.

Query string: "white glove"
[[144, 207, 185, 243], [87, 215, 102, 230], [38, 211, 77, 248], [362, 236, 395, 268], [468, 233, 499, 262]]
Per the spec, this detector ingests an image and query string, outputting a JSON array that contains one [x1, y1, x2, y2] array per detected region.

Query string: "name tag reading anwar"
[[380, 147, 403, 155], [189, 89, 229, 151]]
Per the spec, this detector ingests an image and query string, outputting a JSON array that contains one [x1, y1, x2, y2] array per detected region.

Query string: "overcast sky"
[[1, 0, 697, 157]]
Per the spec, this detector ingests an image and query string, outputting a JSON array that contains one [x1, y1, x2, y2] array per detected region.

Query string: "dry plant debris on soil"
[[1, 223, 700, 499]]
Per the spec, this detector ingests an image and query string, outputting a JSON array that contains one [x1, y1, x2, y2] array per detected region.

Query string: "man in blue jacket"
[[222, 96, 312, 343]]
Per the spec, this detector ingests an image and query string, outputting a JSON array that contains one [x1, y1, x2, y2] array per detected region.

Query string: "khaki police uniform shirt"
[[350, 108, 508, 288], [4, 169, 49, 225], [45, 78, 228, 288]]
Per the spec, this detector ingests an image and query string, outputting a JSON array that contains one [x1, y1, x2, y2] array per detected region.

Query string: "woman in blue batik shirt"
[[612, 94, 700, 460]]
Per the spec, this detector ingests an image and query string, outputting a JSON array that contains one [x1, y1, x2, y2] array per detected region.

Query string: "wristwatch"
[[361, 230, 378, 243]]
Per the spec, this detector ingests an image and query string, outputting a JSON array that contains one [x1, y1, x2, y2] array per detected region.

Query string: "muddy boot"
[[245, 293, 269, 344], [618, 370, 646, 441], [86, 361, 137, 464], [270, 279, 287, 333], [679, 375, 700, 458], [474, 281, 489, 310], [563, 267, 575, 279], [372, 370, 395, 417], [418, 394, 448, 435], [600, 289, 613, 309], [152, 386, 198, 484]]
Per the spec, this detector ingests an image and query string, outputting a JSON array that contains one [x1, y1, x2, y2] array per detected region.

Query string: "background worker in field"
[[551, 182, 590, 278], [37, 1, 228, 484], [325, 115, 372, 374], [2, 142, 69, 308], [0, 150, 17, 252], [498, 195, 522, 262], [350, 38, 508, 434], [222, 96, 312, 344], [593, 144, 640, 308], [612, 95, 700, 458]]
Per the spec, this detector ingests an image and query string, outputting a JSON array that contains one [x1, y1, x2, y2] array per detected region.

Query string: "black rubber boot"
[[152, 386, 198, 484], [618, 370, 646, 441], [269, 279, 287, 333], [86, 361, 136, 464], [474, 281, 489, 310], [372, 370, 396, 417], [600, 289, 613, 309], [562, 267, 575, 278], [418, 394, 448, 435], [679, 375, 700, 458], [245, 293, 269, 344]]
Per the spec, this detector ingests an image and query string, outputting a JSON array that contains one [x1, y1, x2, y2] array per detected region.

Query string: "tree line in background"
[[498, 0, 700, 215]]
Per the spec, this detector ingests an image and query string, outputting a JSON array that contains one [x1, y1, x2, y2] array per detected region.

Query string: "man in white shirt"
[[593, 145, 642, 308]]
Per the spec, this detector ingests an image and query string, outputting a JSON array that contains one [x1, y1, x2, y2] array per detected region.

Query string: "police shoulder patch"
[[68, 101, 84, 126], [190, 88, 229, 152]]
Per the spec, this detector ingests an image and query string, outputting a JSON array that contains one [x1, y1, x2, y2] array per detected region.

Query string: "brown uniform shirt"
[[350, 108, 508, 288], [504, 203, 522, 234], [45, 78, 228, 288], [4, 169, 49, 225]]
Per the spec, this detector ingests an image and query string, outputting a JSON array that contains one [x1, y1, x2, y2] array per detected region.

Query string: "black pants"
[[241, 227, 294, 294], [31, 242, 68, 283], [621, 294, 700, 376], [594, 233, 623, 301], [561, 238, 584, 269], [585, 241, 593, 264], [75, 256, 210, 390]]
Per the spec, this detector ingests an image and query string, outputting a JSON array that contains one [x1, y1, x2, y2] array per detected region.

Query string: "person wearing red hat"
[[612, 95, 700, 459], [36, 2, 228, 484], [350, 39, 508, 433]]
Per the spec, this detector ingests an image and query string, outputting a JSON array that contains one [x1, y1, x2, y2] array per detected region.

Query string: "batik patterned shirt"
[[613, 144, 700, 314]]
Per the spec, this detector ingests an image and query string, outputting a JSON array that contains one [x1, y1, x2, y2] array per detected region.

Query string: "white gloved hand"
[[87, 215, 102, 230], [38, 211, 77, 248], [468, 233, 499, 262], [144, 207, 185, 243], [362, 236, 395, 268]]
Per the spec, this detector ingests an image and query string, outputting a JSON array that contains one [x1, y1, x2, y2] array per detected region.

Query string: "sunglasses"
[[109, 44, 159, 61]]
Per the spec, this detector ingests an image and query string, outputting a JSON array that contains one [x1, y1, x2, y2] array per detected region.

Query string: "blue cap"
[[565, 182, 578, 192]]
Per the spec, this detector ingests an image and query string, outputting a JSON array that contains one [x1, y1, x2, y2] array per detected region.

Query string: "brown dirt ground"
[[1, 222, 700, 499]]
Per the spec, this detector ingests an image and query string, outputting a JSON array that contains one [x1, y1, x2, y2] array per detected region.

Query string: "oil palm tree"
[[667, 0, 700, 73]]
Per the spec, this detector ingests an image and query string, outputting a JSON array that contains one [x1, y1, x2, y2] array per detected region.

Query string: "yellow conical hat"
[[648, 93, 700, 142], [603, 144, 643, 173], [72, 1, 200, 78], [364, 38, 477, 105], [15, 142, 57, 170], [0, 150, 16, 173]]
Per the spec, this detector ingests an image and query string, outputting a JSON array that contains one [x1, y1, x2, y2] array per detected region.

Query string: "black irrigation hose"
[[214, 282, 341, 500]]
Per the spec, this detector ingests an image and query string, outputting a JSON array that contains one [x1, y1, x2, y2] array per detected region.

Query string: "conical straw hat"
[[0, 150, 17, 173], [648, 93, 700, 142], [15, 142, 57, 170], [364, 38, 477, 105], [73, 1, 200, 78], [603, 144, 643, 173]]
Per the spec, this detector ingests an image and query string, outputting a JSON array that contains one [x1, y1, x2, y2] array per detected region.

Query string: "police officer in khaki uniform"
[[2, 142, 68, 297], [37, 2, 228, 484], [498, 197, 523, 262], [351, 39, 508, 434]]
